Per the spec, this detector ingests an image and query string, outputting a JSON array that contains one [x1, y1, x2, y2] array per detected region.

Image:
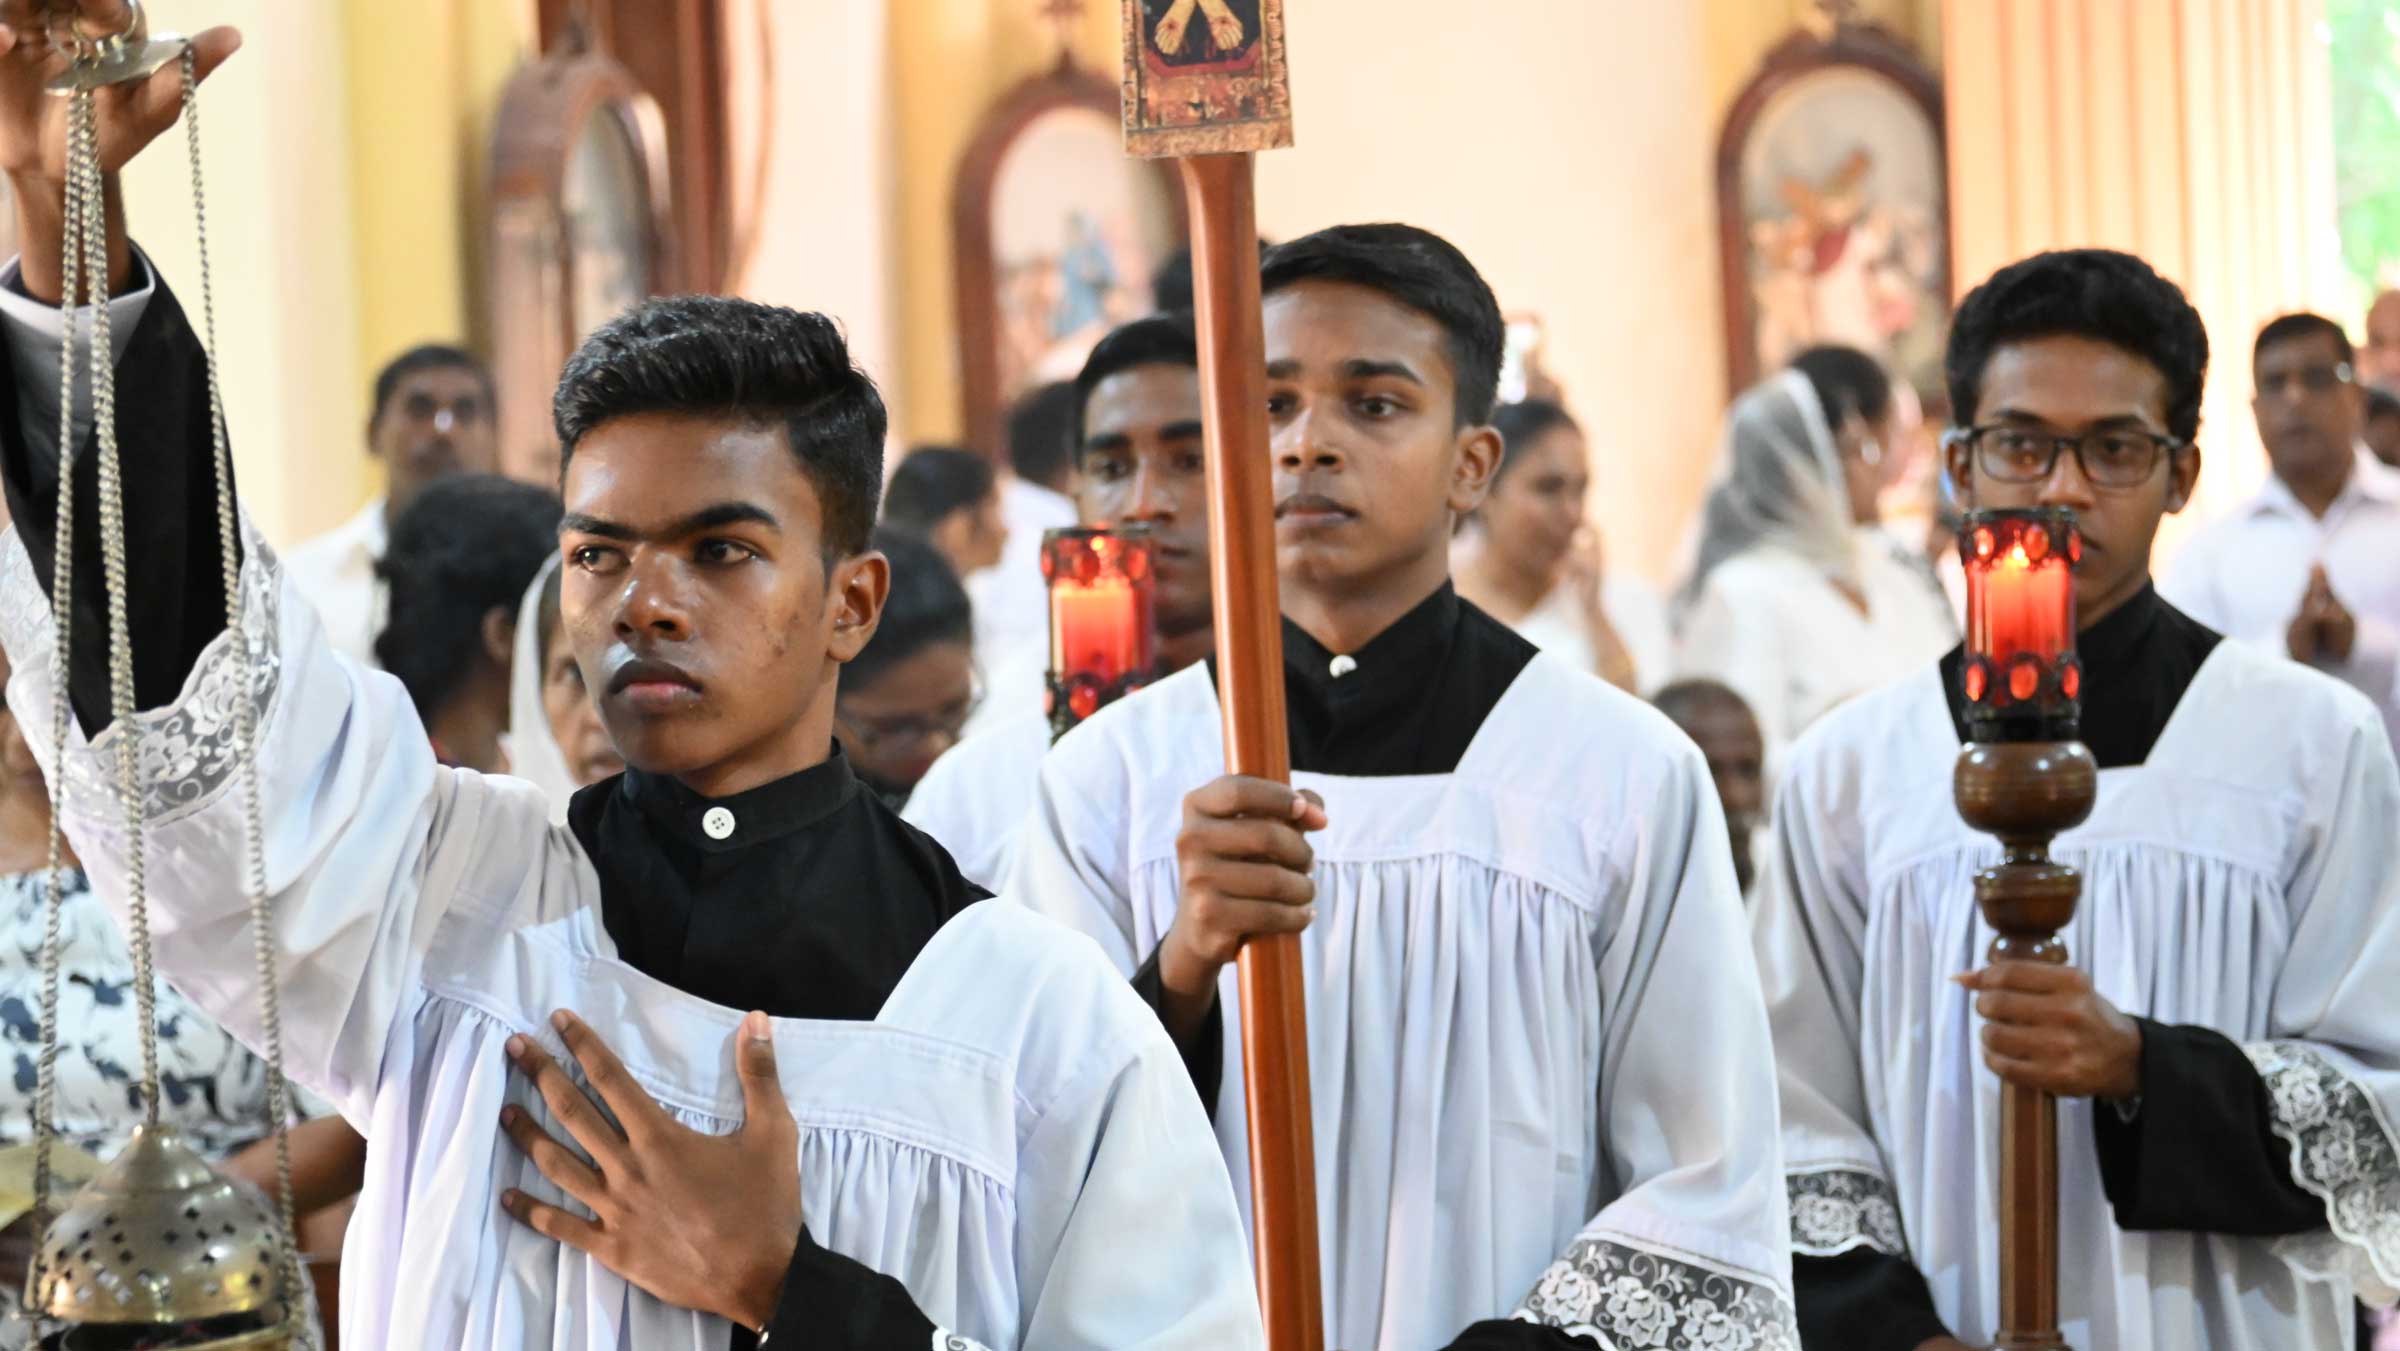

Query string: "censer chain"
[[28, 47, 311, 1344]]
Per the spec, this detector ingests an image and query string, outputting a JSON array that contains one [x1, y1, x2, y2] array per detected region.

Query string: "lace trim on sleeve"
[[931, 1332, 994, 1351], [0, 525, 283, 828], [1513, 1233, 1799, 1351], [1785, 1165, 1907, 1258], [2243, 1039, 2400, 1306]]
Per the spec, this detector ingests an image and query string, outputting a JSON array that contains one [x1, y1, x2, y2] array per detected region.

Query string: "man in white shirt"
[[2359, 288, 2400, 391], [282, 342, 498, 665], [2164, 312, 2400, 754]]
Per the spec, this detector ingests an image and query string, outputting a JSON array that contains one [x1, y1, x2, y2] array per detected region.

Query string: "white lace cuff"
[[1513, 1233, 1799, 1351], [1785, 1165, 1907, 1258], [2244, 1039, 2400, 1306], [931, 1332, 994, 1351]]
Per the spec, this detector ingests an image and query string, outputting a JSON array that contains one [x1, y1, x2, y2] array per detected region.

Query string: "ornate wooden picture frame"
[[1716, 21, 1948, 403], [486, 38, 674, 484], [954, 60, 1186, 459]]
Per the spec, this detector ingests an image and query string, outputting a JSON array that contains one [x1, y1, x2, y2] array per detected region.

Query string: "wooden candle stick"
[[1952, 507, 2092, 1351], [1118, 5, 1323, 1349]]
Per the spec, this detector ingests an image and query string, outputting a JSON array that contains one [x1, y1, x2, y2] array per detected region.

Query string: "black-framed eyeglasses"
[[1942, 424, 2186, 490], [834, 669, 986, 756]]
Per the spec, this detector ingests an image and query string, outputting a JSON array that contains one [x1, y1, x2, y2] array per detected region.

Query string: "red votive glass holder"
[[1959, 507, 2081, 742], [1042, 526, 1159, 741]]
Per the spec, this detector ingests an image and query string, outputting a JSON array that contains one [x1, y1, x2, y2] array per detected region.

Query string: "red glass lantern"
[[1958, 507, 2081, 742], [1042, 526, 1160, 740]]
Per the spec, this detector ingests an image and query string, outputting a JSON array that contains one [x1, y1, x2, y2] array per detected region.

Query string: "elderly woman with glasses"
[[1673, 347, 1959, 761], [835, 529, 983, 807]]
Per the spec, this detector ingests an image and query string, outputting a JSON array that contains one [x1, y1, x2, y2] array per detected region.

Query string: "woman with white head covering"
[[1674, 360, 1956, 758], [501, 555, 623, 822]]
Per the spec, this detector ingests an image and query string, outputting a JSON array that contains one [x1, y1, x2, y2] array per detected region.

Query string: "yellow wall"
[[887, 0, 1122, 446]]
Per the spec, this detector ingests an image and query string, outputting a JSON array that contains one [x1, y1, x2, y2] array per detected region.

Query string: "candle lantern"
[[1960, 507, 2082, 742], [1952, 506, 2096, 1351], [1042, 526, 1160, 741]]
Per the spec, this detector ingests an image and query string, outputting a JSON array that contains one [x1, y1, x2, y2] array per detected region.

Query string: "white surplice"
[[0, 528, 1263, 1351], [904, 709, 1052, 890], [1012, 655, 1798, 1351], [1754, 645, 2400, 1350]]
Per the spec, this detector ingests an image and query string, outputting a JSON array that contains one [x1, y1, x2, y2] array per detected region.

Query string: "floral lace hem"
[[2243, 1039, 2400, 1305], [1785, 1165, 1907, 1257], [1514, 1233, 1798, 1351], [0, 524, 283, 829]]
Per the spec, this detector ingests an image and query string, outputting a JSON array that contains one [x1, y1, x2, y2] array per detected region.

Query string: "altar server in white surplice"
[[1015, 224, 1798, 1351], [906, 312, 1216, 889], [0, 49, 1258, 1351], [1758, 247, 2400, 1351]]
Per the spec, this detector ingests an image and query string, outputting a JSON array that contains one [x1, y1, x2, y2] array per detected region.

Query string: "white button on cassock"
[[701, 806, 736, 840]]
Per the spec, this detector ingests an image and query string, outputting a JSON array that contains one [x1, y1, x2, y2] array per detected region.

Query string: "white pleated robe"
[[1013, 655, 1799, 1351], [0, 527, 1263, 1351], [1755, 644, 2400, 1349]]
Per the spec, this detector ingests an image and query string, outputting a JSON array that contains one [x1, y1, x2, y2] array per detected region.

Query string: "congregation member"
[[284, 341, 497, 667], [1756, 248, 2400, 1351], [1675, 346, 1956, 758], [2364, 384, 2400, 469], [908, 312, 1212, 888], [1453, 397, 1671, 693], [372, 472, 561, 773], [1650, 677, 1767, 895], [1015, 223, 1796, 1351], [833, 529, 979, 808], [971, 381, 1083, 674], [501, 555, 626, 823], [0, 46, 1259, 1347], [2360, 287, 2400, 391], [2164, 312, 2400, 757], [883, 444, 1009, 586]]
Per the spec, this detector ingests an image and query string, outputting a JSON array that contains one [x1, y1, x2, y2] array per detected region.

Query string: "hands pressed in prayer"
[[1158, 775, 1328, 1042], [1957, 960, 2143, 1102], [500, 1008, 803, 1332], [0, 1, 240, 300], [2284, 564, 2357, 665]]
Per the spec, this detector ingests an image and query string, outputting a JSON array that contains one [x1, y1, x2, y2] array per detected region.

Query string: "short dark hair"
[[1788, 344, 1894, 427], [1005, 382, 1081, 491], [1072, 312, 1199, 442], [846, 528, 973, 690], [1261, 224, 1505, 427], [882, 447, 997, 536], [553, 295, 888, 558], [1653, 677, 1756, 727], [2367, 385, 2400, 422], [375, 474, 561, 719], [1488, 398, 1580, 481], [2253, 311, 2355, 371], [1150, 239, 1273, 313], [372, 343, 493, 426], [1947, 249, 2210, 443]]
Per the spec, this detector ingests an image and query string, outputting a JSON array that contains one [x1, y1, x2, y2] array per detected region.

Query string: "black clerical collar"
[[1281, 581, 1462, 697], [1207, 580, 1536, 777], [1939, 582, 2222, 769], [618, 744, 860, 854]]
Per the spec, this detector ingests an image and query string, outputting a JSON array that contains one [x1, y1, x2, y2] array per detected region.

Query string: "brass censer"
[[22, 5, 307, 1347]]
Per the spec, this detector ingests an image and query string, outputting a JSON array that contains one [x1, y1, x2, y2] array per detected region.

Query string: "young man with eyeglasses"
[[2163, 312, 2400, 759], [832, 528, 983, 807], [1756, 249, 2400, 1350]]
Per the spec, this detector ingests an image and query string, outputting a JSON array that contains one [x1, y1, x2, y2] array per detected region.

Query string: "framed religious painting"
[[1716, 20, 1948, 406], [954, 60, 1185, 458], [487, 31, 674, 485]]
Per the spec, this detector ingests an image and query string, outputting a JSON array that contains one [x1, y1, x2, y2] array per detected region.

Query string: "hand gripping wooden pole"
[[1119, 6, 1323, 1348]]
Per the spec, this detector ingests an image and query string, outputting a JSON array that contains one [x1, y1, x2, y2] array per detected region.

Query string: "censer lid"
[[29, 1125, 289, 1327]]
